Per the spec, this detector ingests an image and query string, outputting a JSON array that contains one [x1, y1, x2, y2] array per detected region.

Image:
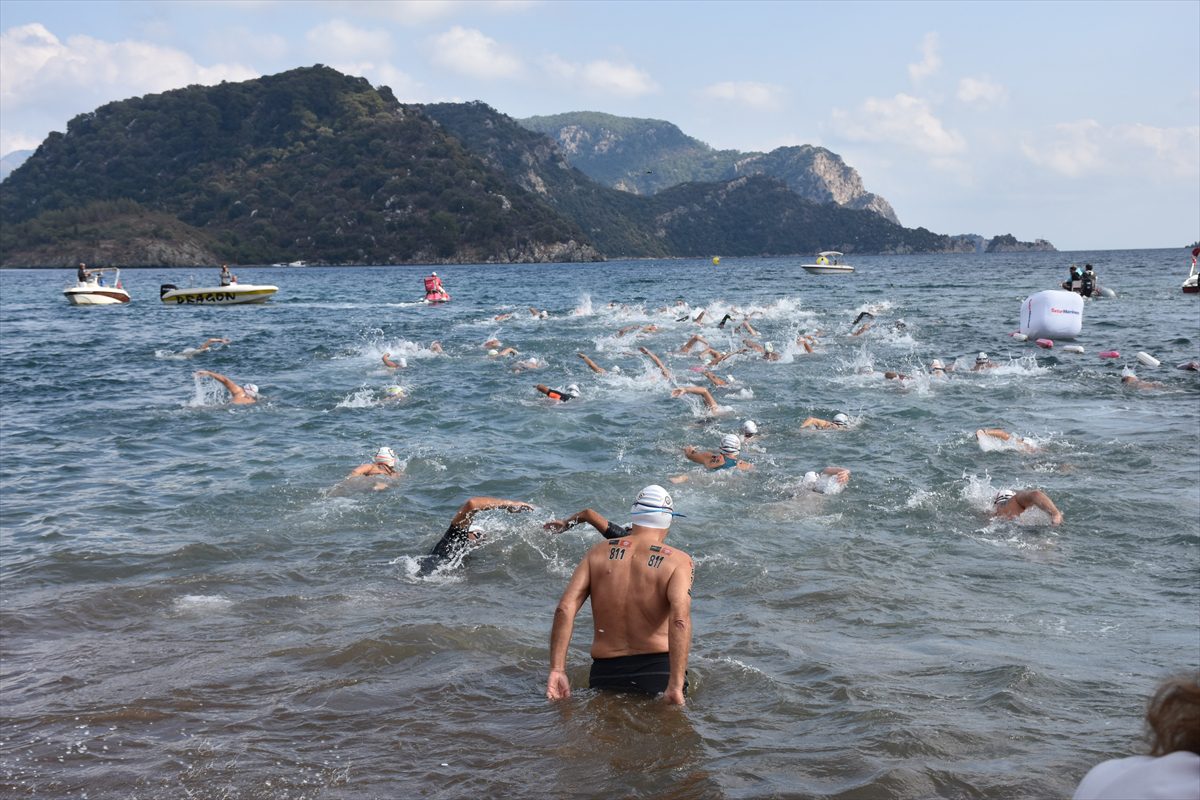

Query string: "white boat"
[[801, 251, 855, 274], [159, 281, 278, 305], [1184, 247, 1199, 294], [64, 267, 131, 305]]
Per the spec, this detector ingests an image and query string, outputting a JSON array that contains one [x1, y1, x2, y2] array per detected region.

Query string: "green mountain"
[[1, 66, 985, 266], [1, 66, 595, 266], [519, 111, 899, 223]]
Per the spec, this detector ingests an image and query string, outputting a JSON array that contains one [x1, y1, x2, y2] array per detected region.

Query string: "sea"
[[1, 249, 1197, 800]]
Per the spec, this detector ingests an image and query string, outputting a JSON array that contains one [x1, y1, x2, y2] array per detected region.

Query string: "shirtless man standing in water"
[[544, 485, 694, 704]]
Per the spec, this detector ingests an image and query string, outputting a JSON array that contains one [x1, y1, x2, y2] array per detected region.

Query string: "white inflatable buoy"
[[1010, 333, 1028, 342], [1063, 345, 1085, 354], [1136, 351, 1160, 368], [1097, 286, 1117, 298], [1020, 290, 1083, 340]]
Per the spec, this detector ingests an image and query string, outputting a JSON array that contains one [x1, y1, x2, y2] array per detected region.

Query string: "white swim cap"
[[802, 471, 820, 486], [765, 342, 774, 353], [630, 484, 683, 529], [565, 383, 581, 398], [374, 446, 397, 466], [242, 383, 259, 398], [931, 359, 945, 370], [742, 420, 758, 436], [719, 434, 741, 456], [431, 271, 437, 277], [397, 356, 407, 368], [994, 489, 1016, 505], [976, 352, 989, 363], [384, 385, 405, 397], [833, 413, 849, 427], [487, 349, 499, 357]]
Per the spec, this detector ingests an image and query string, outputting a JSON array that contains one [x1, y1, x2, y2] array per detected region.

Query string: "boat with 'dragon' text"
[[159, 281, 278, 305]]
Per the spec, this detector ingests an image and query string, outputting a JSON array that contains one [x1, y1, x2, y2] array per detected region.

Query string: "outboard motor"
[[160, 284, 177, 298]]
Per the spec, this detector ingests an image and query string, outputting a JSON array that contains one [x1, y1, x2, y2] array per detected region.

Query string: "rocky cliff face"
[[984, 234, 1057, 252]]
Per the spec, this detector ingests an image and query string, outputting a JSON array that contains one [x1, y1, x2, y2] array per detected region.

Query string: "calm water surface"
[[2, 250, 1198, 799]]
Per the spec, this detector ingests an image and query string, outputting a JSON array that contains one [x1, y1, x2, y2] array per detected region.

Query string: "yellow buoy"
[[712, 256, 720, 266]]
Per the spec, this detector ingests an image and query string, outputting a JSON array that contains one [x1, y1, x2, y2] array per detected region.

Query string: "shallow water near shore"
[[2, 250, 1198, 799]]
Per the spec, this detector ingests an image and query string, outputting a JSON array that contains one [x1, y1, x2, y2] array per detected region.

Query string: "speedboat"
[[1184, 247, 1199, 294], [64, 267, 131, 305], [159, 281, 278, 305], [801, 251, 854, 274]]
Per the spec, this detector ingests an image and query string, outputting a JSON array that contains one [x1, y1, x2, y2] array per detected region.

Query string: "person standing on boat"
[[219, 265, 232, 287], [77, 262, 91, 283], [194, 370, 259, 405], [1081, 264, 1097, 297]]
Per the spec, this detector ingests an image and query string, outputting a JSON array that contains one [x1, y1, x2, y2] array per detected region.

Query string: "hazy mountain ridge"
[[519, 111, 900, 224]]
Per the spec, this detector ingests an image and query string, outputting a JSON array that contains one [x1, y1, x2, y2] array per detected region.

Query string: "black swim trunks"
[[589, 652, 687, 696]]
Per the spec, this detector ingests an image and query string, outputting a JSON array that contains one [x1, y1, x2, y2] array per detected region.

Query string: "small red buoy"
[[1036, 338, 1054, 349]]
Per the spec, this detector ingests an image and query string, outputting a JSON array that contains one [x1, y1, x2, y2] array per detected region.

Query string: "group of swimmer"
[[182, 286, 1200, 706]]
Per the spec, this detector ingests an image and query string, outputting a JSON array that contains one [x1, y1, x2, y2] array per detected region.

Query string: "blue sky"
[[1, 0, 1196, 250]]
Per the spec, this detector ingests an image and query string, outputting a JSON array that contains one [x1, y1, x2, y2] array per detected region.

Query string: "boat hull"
[[64, 288, 131, 305], [801, 265, 855, 275], [160, 285, 278, 305]]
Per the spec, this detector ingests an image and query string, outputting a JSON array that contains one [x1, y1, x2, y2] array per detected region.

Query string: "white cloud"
[[347, 1, 536, 25], [429, 25, 522, 79], [307, 19, 391, 62], [908, 32, 941, 83], [1022, 119, 1200, 178], [957, 76, 1009, 107], [539, 54, 657, 97], [700, 81, 784, 111], [0, 22, 257, 150], [832, 93, 966, 159]]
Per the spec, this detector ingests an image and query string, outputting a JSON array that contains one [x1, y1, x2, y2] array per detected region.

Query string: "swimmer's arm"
[[382, 353, 401, 368], [345, 464, 373, 478], [682, 446, 717, 467], [671, 386, 717, 411], [821, 466, 851, 485], [548, 559, 592, 700], [194, 370, 243, 398], [800, 417, 827, 429], [450, 496, 534, 529], [543, 508, 609, 535], [639, 346, 672, 380], [663, 557, 693, 705], [576, 353, 606, 374], [1015, 490, 1062, 526]]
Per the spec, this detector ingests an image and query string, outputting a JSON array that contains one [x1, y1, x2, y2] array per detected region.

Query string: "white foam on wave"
[[570, 294, 594, 316], [905, 488, 936, 508], [172, 594, 234, 615], [335, 388, 382, 409], [184, 375, 234, 407]]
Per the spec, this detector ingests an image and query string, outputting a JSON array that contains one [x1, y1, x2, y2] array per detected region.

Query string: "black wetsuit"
[[1080, 272, 1095, 297], [418, 523, 474, 575]]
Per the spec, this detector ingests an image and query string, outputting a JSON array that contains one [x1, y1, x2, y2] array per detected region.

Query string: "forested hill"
[[0, 66, 594, 266], [2, 66, 969, 267]]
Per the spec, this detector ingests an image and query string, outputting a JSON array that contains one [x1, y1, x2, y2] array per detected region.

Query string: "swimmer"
[[419, 497, 535, 576], [976, 428, 1038, 453], [511, 357, 543, 373], [796, 335, 817, 354], [884, 371, 910, 381], [736, 318, 759, 337], [488, 347, 519, 358], [852, 310, 875, 326], [194, 370, 258, 405], [536, 383, 580, 402], [616, 323, 643, 337], [671, 385, 719, 412], [929, 358, 948, 376], [179, 337, 230, 357], [851, 321, 873, 337], [343, 446, 402, 491], [680, 334, 709, 354], [639, 346, 672, 381], [529, 307, 549, 319], [382, 352, 406, 369], [990, 488, 1063, 526], [382, 385, 406, 401], [743, 339, 780, 361], [706, 347, 745, 367], [1177, 360, 1199, 371], [717, 312, 735, 328], [701, 370, 729, 388], [972, 352, 1000, 372], [576, 352, 607, 374], [493, 312, 514, 321], [794, 466, 851, 494], [1121, 373, 1164, 389], [429, 341, 444, 354], [677, 433, 751, 477], [741, 420, 759, 439], [545, 485, 692, 705], [800, 412, 850, 430]]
